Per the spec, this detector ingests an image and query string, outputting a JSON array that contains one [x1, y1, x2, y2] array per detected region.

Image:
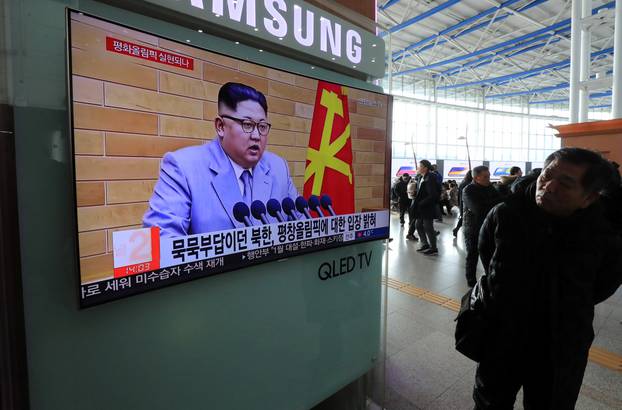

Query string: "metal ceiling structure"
[[377, 0, 617, 111]]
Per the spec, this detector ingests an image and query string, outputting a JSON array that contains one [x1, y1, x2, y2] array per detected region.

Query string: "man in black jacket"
[[472, 148, 622, 409], [394, 173, 411, 226], [494, 166, 522, 198], [413, 160, 441, 255], [462, 166, 502, 287], [453, 171, 473, 237]]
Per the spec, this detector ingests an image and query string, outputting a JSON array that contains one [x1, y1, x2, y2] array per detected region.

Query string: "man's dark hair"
[[472, 165, 489, 177], [509, 166, 521, 176], [419, 160, 432, 170], [544, 147, 613, 194], [218, 82, 268, 114]]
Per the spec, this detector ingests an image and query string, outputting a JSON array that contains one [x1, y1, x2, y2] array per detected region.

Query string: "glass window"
[[391, 96, 566, 168]]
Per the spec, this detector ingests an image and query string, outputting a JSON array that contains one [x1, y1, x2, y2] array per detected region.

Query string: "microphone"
[[251, 200, 270, 225], [320, 194, 337, 216], [308, 195, 325, 217], [282, 197, 298, 221], [266, 198, 286, 222], [295, 196, 313, 219], [233, 202, 253, 227]]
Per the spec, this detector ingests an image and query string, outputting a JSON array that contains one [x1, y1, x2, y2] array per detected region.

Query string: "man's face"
[[535, 159, 597, 217], [474, 171, 491, 186], [215, 100, 267, 169], [417, 164, 428, 175]]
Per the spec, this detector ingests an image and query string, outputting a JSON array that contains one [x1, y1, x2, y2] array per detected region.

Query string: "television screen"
[[395, 165, 416, 176], [488, 162, 526, 180], [447, 166, 467, 177], [442, 160, 482, 180], [68, 12, 391, 307]]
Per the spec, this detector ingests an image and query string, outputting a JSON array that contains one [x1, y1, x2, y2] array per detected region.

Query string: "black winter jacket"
[[478, 182, 622, 404], [412, 173, 440, 219], [494, 175, 519, 198], [457, 176, 471, 217], [394, 178, 411, 205], [462, 182, 501, 240]]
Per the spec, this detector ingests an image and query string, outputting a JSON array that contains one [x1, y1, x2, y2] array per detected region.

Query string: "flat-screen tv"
[[488, 161, 526, 180], [68, 11, 391, 307]]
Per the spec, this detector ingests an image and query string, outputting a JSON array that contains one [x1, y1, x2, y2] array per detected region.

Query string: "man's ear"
[[214, 117, 225, 138]]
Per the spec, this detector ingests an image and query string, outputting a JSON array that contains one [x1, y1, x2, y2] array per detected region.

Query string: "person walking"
[[453, 171, 473, 237], [412, 160, 441, 255], [406, 174, 419, 241], [462, 166, 502, 286], [394, 173, 412, 226]]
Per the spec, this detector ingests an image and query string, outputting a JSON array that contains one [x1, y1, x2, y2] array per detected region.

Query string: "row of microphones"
[[233, 195, 337, 227]]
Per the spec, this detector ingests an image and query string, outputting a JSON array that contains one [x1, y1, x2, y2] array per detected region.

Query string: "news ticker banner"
[[80, 210, 389, 307]]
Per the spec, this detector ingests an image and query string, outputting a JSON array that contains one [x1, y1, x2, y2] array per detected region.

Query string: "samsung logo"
[[190, 0, 363, 64]]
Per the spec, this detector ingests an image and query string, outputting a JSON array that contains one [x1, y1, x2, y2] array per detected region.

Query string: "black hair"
[[419, 159, 432, 170], [509, 166, 521, 176], [544, 147, 613, 194], [218, 82, 268, 114], [472, 165, 489, 177]]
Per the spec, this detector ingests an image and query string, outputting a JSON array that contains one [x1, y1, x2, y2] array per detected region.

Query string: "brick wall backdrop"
[[71, 14, 389, 284]]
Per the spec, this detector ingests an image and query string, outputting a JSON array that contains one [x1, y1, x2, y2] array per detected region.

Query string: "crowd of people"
[[391, 162, 582, 284], [390, 149, 622, 409], [391, 161, 461, 256]]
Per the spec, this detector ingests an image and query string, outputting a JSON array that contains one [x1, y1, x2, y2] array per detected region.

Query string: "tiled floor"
[[383, 210, 622, 410]]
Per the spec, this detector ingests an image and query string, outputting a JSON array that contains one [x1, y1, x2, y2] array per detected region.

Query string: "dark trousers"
[[455, 216, 463, 231], [407, 205, 417, 236], [416, 218, 436, 249], [440, 200, 452, 215], [473, 351, 587, 410], [399, 201, 409, 224], [465, 233, 478, 285]]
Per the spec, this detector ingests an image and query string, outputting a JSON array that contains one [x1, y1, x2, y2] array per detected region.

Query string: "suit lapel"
[[252, 158, 272, 205], [209, 139, 245, 228]]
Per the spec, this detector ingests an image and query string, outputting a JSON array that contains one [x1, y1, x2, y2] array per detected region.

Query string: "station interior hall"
[[379, 0, 622, 407], [1, 0, 622, 409]]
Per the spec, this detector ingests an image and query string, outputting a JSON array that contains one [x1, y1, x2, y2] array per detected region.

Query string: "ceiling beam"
[[439, 30, 567, 78], [395, 19, 571, 75], [392, 1, 615, 76], [436, 47, 613, 90], [486, 82, 570, 99], [529, 90, 612, 104], [379, 0, 402, 12], [486, 69, 614, 98], [380, 0, 462, 37], [390, 0, 544, 61]]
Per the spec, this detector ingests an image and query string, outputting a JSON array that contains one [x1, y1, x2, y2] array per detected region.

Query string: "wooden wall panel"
[[105, 134, 202, 157], [74, 130, 104, 155], [74, 104, 158, 134], [76, 182, 105, 206]]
